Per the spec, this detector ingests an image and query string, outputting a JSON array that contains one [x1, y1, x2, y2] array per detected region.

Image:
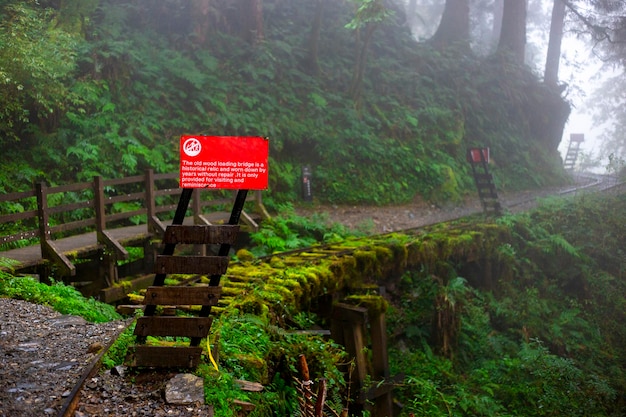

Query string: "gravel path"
[[0, 298, 128, 416]]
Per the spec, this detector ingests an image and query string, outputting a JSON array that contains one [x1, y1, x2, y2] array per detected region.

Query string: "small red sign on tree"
[[180, 136, 269, 189]]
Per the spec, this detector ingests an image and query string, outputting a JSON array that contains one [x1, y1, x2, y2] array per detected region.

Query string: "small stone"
[[110, 365, 126, 377], [87, 342, 104, 354]]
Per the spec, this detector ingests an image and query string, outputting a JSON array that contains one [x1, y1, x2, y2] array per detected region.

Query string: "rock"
[[87, 342, 104, 354], [164, 373, 205, 405], [111, 365, 126, 377]]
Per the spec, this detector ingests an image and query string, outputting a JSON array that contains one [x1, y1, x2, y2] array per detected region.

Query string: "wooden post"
[[35, 182, 75, 276], [332, 303, 370, 415], [370, 311, 394, 417], [35, 182, 50, 245], [145, 169, 165, 236], [93, 176, 128, 286], [192, 189, 206, 256]]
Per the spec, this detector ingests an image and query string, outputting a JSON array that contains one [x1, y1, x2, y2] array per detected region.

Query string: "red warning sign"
[[180, 136, 269, 189]]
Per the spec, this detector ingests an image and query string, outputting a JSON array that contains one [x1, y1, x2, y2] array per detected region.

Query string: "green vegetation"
[[0, 270, 121, 322], [247, 203, 362, 257], [386, 192, 626, 416], [0, 0, 569, 209], [2, 191, 626, 415]]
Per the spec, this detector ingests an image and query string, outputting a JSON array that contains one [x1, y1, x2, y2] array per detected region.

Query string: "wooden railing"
[[0, 170, 266, 275]]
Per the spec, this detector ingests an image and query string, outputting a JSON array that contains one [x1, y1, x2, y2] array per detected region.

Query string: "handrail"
[[0, 170, 267, 258]]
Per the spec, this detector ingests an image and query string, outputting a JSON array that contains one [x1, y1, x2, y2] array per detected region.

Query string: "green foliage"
[[101, 324, 135, 369], [388, 192, 626, 416], [249, 204, 358, 256], [0, 1, 80, 142], [0, 0, 569, 205], [0, 271, 121, 323]]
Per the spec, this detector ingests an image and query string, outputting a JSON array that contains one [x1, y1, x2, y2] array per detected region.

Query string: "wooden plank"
[[106, 209, 147, 223], [104, 174, 144, 186], [49, 218, 96, 234], [333, 303, 369, 325], [100, 275, 156, 304], [1, 229, 39, 244], [105, 191, 145, 204], [0, 209, 39, 223], [162, 225, 240, 245], [47, 200, 93, 215], [48, 181, 92, 194], [42, 240, 76, 276], [0, 189, 36, 203], [154, 255, 229, 275], [134, 316, 213, 338], [99, 230, 129, 260], [126, 346, 203, 368], [143, 286, 222, 306]]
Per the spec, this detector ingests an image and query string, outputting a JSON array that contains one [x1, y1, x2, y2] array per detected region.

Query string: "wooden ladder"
[[563, 133, 584, 171], [467, 148, 502, 216], [126, 188, 247, 368]]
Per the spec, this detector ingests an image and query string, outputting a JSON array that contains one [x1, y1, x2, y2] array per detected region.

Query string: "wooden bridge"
[[0, 170, 268, 301]]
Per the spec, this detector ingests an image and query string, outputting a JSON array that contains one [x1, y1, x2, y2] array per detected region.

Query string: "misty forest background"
[[2, 2, 626, 417], [1, 0, 625, 206]]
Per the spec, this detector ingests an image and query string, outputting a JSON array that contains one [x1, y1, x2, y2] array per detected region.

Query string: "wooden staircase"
[[563, 133, 584, 171], [127, 189, 247, 368], [467, 148, 502, 216]]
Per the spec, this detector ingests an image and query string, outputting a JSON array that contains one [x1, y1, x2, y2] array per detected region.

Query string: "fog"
[[406, 0, 624, 174]]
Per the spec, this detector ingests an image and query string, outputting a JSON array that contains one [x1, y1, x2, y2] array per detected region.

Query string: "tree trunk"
[[430, 0, 470, 49], [497, 0, 527, 64], [304, 0, 324, 76], [544, 0, 566, 86], [492, 0, 503, 52], [245, 0, 264, 44], [191, 0, 212, 45], [350, 24, 376, 101]]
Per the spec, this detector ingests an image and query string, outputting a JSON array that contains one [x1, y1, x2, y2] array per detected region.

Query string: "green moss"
[[344, 294, 389, 316], [235, 248, 255, 262]]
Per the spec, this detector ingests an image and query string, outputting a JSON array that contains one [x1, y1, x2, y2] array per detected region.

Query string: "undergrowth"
[[0, 270, 120, 323]]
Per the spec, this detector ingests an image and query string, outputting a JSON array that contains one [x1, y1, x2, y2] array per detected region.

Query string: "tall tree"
[[304, 0, 325, 76], [544, 0, 566, 85], [346, 0, 392, 101], [191, 0, 212, 45], [430, 0, 470, 49], [497, 0, 527, 63], [241, 0, 264, 44]]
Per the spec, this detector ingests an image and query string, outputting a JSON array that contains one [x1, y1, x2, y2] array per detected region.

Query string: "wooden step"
[[154, 255, 229, 275], [126, 345, 203, 368], [134, 316, 213, 338], [143, 286, 222, 306], [163, 224, 240, 245]]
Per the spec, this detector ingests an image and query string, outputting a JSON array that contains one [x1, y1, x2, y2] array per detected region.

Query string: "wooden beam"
[[134, 316, 213, 338], [42, 240, 75, 276], [98, 230, 129, 260], [154, 255, 229, 275], [126, 346, 203, 368], [162, 225, 240, 245], [99, 275, 156, 304], [142, 286, 221, 306]]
